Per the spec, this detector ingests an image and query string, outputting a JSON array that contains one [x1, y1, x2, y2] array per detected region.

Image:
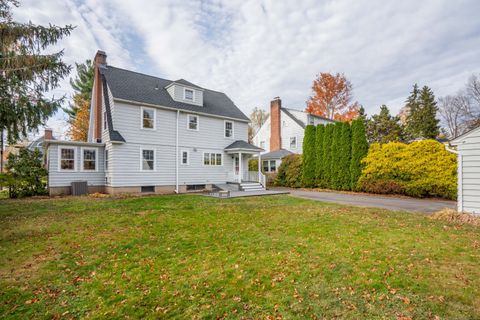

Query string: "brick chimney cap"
[[96, 50, 106, 55], [273, 96, 280, 100]]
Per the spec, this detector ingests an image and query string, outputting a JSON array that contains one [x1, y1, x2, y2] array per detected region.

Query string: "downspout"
[[445, 143, 462, 212], [175, 110, 179, 193]]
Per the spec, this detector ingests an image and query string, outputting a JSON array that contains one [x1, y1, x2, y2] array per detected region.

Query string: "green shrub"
[[331, 122, 343, 189], [4, 148, 48, 198], [339, 122, 352, 190], [248, 158, 258, 171], [322, 124, 335, 187], [302, 125, 316, 187], [358, 140, 457, 199], [275, 154, 303, 188], [350, 118, 369, 190], [315, 124, 325, 186]]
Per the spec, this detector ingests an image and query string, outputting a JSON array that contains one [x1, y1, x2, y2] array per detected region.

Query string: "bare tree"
[[438, 94, 471, 138], [248, 107, 268, 143]]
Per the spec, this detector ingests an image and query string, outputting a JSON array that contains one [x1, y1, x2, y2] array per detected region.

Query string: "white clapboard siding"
[[108, 100, 249, 187], [455, 127, 480, 214], [48, 144, 105, 187]]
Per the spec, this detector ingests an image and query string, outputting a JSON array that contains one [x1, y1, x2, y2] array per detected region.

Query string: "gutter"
[[175, 110, 179, 193]]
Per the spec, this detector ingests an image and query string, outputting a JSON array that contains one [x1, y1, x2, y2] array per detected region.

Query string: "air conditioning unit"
[[71, 181, 88, 196]]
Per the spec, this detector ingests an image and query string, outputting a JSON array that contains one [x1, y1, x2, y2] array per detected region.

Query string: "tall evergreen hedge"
[[331, 122, 343, 189], [322, 124, 334, 187], [301, 125, 317, 187], [350, 118, 369, 190], [339, 122, 352, 190], [315, 125, 325, 186]]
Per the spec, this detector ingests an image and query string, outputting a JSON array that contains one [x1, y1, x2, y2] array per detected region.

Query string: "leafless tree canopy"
[[438, 74, 480, 138]]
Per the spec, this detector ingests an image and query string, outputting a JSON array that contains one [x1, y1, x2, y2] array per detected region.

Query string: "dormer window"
[[184, 88, 194, 101]]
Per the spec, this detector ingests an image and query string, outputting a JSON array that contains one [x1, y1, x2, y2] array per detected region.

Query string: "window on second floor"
[[290, 136, 297, 149], [225, 121, 233, 138], [187, 114, 198, 131], [260, 141, 265, 149], [103, 111, 107, 131], [184, 88, 194, 101], [141, 107, 155, 129]]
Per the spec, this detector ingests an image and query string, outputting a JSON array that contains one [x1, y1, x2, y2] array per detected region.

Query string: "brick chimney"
[[44, 128, 53, 140], [270, 97, 282, 151], [93, 50, 107, 142]]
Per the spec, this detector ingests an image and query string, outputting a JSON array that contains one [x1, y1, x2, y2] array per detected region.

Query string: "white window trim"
[[140, 106, 156, 130], [58, 146, 76, 172], [290, 136, 298, 149], [202, 152, 223, 166], [183, 87, 195, 101], [262, 159, 277, 173], [140, 147, 156, 171], [181, 150, 190, 165], [224, 120, 234, 139], [80, 147, 98, 172], [186, 114, 199, 131]]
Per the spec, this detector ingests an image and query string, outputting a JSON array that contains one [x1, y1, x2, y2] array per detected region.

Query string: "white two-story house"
[[45, 50, 264, 195], [252, 97, 334, 172]]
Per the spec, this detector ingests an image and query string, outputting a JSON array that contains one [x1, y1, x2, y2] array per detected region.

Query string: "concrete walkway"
[[274, 188, 456, 214]]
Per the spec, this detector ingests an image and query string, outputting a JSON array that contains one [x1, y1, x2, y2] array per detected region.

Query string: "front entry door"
[[233, 155, 240, 179]]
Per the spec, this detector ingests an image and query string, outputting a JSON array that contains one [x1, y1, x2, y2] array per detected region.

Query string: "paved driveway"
[[274, 188, 456, 214]]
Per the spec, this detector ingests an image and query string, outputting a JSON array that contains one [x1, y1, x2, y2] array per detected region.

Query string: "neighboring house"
[[448, 125, 480, 214], [44, 50, 264, 195], [27, 129, 54, 154], [252, 97, 334, 172]]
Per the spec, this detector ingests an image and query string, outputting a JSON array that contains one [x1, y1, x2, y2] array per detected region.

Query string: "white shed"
[[449, 125, 480, 214]]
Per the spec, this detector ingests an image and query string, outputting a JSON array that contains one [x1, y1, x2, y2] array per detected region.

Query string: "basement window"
[[186, 184, 206, 191], [141, 186, 155, 193]]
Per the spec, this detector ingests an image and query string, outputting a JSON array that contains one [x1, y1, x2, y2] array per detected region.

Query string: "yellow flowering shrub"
[[358, 140, 457, 199]]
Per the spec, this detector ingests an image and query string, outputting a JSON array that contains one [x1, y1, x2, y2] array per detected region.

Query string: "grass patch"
[[0, 194, 479, 319]]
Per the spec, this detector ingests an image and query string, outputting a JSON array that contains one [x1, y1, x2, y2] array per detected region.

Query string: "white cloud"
[[13, 0, 480, 138]]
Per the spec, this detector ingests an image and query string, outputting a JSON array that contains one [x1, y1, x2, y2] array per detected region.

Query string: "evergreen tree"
[[322, 124, 334, 188], [301, 125, 316, 187], [350, 118, 369, 190], [405, 84, 439, 139], [331, 122, 343, 189], [64, 60, 94, 121], [0, 0, 73, 143], [366, 105, 404, 144], [339, 122, 352, 190], [404, 84, 420, 139], [417, 86, 440, 139], [315, 124, 325, 186]]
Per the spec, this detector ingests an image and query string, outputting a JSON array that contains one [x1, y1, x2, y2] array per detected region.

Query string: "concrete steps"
[[240, 182, 265, 192]]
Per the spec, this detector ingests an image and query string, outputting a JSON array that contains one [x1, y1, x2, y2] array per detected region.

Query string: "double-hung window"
[[187, 114, 198, 131], [141, 149, 155, 171], [224, 121, 233, 138], [203, 152, 222, 166], [260, 141, 265, 149], [141, 107, 155, 129], [82, 148, 96, 171], [60, 147, 75, 171], [184, 88, 194, 101], [290, 136, 297, 149]]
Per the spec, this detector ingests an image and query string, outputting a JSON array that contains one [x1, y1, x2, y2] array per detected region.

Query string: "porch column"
[[238, 152, 242, 183], [258, 152, 261, 182]]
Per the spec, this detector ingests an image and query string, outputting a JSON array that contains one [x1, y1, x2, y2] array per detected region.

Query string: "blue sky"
[[15, 0, 480, 138]]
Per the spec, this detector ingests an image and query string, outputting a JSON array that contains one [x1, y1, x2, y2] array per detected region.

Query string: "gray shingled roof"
[[101, 66, 249, 121], [261, 149, 293, 160], [102, 75, 126, 143], [225, 140, 264, 151]]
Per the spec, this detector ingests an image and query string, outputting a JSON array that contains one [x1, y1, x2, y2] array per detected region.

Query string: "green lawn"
[[0, 195, 479, 319]]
